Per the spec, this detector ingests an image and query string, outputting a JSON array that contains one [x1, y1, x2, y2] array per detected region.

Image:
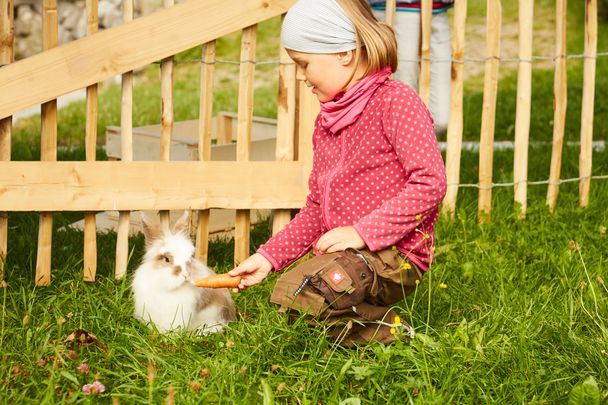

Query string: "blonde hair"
[[335, 0, 398, 75]]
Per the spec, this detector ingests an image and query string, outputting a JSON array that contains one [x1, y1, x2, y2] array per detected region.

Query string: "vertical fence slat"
[[272, 20, 297, 236], [385, 0, 396, 27], [546, 0, 568, 213], [218, 112, 233, 144], [297, 82, 317, 169], [195, 40, 216, 264], [0, 0, 13, 287], [579, 0, 597, 207], [419, 0, 432, 105], [159, 0, 174, 230], [234, 25, 257, 266], [115, 0, 134, 280], [477, 0, 501, 223], [441, 0, 467, 219], [36, 0, 59, 286], [83, 0, 99, 282], [513, 0, 533, 218]]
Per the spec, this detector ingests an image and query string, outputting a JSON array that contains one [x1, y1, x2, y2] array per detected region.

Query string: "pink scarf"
[[319, 67, 392, 134]]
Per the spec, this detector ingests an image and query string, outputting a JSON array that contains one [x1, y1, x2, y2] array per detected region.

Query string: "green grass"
[[2, 2, 608, 404], [1, 157, 607, 404]]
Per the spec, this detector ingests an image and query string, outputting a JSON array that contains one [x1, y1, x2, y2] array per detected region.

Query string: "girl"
[[229, 0, 447, 347]]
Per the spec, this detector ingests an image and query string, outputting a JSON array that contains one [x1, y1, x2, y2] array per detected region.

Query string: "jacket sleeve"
[[257, 123, 326, 271], [353, 86, 447, 251]]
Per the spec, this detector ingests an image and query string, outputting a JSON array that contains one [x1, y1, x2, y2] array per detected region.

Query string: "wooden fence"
[[0, 0, 602, 286]]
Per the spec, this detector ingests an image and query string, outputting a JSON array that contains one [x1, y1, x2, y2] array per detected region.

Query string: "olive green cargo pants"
[[270, 247, 423, 347]]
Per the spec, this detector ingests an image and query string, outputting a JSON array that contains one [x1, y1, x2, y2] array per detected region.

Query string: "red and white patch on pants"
[[329, 270, 346, 285]]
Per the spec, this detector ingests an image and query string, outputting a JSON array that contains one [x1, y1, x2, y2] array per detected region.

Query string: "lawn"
[[1, 1, 608, 404]]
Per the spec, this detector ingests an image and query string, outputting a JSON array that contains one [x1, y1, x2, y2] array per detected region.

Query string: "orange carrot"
[[193, 274, 241, 289]]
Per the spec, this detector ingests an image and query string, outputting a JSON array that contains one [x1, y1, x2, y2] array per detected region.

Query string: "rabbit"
[[131, 211, 236, 334]]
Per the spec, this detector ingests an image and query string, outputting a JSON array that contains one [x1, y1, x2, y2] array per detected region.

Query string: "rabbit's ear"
[[140, 212, 162, 247], [173, 211, 190, 235]]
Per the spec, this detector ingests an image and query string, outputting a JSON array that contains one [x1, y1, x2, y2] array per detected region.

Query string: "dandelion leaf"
[[568, 376, 600, 405]]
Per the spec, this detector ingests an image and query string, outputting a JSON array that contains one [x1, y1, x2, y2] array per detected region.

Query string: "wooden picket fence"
[[0, 0, 601, 286]]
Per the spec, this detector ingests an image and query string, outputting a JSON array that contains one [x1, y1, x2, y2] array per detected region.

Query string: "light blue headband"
[[281, 0, 357, 54]]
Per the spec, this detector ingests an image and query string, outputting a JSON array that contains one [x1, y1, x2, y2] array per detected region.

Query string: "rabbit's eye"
[[161, 255, 170, 263]]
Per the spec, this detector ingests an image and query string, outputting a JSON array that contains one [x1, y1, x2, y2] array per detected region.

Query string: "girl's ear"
[[336, 50, 355, 66], [140, 212, 161, 247], [173, 211, 190, 235]]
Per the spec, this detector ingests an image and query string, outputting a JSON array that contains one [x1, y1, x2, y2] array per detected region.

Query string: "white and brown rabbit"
[[132, 211, 236, 334]]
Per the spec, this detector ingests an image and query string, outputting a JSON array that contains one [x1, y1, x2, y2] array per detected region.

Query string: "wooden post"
[[217, 112, 233, 145], [419, 0, 432, 105], [234, 25, 257, 266], [115, 0, 134, 280], [0, 0, 14, 287], [513, 0, 533, 219], [385, 0, 396, 27], [579, 0, 597, 208], [297, 82, 318, 170], [477, 0, 501, 223], [195, 40, 216, 264], [83, 0, 99, 282], [546, 0, 567, 213], [159, 0, 174, 230], [272, 17, 297, 236], [36, 0, 59, 286], [441, 0, 467, 219]]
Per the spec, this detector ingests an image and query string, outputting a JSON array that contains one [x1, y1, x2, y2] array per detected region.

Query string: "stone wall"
[[13, 0, 160, 59]]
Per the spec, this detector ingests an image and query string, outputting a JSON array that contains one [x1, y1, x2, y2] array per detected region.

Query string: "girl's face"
[[287, 50, 357, 102]]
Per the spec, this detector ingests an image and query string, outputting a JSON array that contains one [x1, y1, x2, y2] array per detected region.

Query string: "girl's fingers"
[[324, 243, 342, 254], [228, 268, 244, 277]]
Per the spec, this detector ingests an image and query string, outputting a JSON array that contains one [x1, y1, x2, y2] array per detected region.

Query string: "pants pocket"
[[308, 248, 374, 310], [270, 270, 326, 315], [365, 249, 423, 306]]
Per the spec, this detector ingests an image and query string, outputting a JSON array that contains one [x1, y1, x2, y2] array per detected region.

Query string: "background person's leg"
[[371, 10, 421, 91], [429, 11, 452, 134]]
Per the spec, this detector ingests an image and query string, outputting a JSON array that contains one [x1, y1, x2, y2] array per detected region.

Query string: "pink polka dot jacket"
[[258, 80, 447, 272]]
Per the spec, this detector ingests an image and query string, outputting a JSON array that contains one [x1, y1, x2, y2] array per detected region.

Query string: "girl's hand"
[[228, 253, 273, 292], [315, 226, 366, 254]]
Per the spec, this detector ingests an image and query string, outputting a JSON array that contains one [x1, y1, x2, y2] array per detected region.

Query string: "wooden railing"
[[0, 0, 320, 285]]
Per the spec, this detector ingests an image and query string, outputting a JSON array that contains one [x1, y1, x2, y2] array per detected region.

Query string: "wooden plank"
[[297, 81, 318, 171], [385, 0, 396, 27], [196, 40, 216, 263], [115, 0, 134, 280], [83, 0, 99, 282], [0, 0, 13, 287], [217, 112, 233, 145], [441, 0, 467, 219], [0, 0, 296, 120], [199, 42, 216, 163], [235, 25, 257, 266], [0, 161, 309, 211], [196, 209, 211, 263], [419, 0, 432, 105], [236, 26, 257, 163], [273, 19, 297, 236], [579, 0, 597, 208], [477, 0, 501, 223], [158, 0, 175, 230], [35, 0, 59, 287], [546, 0, 568, 213], [513, 0, 533, 219]]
